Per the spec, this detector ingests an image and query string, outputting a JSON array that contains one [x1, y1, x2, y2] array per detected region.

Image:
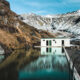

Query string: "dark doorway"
[[46, 40, 48, 46], [62, 40, 64, 46], [46, 40, 52, 46]]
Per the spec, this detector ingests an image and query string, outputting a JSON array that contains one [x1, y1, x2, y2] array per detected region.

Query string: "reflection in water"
[[19, 47, 71, 80], [0, 46, 4, 55], [41, 47, 65, 55], [19, 56, 67, 72], [0, 48, 72, 80], [0, 55, 4, 63]]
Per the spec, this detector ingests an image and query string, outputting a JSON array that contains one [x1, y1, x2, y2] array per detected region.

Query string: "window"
[[49, 40, 51, 46], [43, 40, 45, 41]]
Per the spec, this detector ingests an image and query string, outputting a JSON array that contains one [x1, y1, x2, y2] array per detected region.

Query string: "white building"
[[41, 38, 70, 47]]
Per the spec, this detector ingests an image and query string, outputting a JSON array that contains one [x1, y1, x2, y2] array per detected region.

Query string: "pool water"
[[19, 47, 72, 80]]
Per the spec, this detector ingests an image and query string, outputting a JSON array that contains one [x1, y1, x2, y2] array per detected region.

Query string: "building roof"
[[41, 37, 70, 39]]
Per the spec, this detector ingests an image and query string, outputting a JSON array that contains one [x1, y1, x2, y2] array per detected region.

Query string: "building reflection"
[[41, 47, 65, 55]]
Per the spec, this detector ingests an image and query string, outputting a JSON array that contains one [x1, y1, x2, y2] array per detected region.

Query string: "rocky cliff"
[[0, 0, 55, 54]]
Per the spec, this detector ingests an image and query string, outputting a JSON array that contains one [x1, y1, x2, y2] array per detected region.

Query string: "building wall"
[[52, 39, 61, 46], [64, 39, 70, 46], [41, 38, 70, 47], [41, 39, 46, 47]]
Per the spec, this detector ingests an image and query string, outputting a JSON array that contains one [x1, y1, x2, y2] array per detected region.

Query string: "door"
[[62, 40, 64, 46], [46, 40, 52, 46], [46, 40, 48, 46], [49, 40, 52, 46]]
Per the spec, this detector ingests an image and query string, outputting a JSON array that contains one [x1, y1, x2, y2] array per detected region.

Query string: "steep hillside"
[[0, 0, 55, 54], [20, 10, 80, 39]]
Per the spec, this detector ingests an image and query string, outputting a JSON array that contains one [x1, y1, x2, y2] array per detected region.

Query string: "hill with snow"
[[19, 13, 52, 32], [19, 10, 80, 39]]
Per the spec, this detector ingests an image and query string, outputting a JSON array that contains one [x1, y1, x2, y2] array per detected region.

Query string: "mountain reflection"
[[20, 55, 68, 72]]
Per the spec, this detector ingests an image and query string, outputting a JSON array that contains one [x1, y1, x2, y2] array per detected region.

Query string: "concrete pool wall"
[[64, 47, 80, 80]]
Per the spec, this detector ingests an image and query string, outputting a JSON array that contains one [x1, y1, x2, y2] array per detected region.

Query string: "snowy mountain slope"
[[51, 10, 80, 35], [19, 13, 52, 32], [19, 10, 80, 37]]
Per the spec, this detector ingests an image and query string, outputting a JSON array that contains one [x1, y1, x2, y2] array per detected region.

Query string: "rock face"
[[0, 0, 55, 54], [0, 0, 10, 15]]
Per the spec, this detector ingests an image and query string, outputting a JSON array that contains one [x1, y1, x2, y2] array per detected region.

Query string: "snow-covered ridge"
[[19, 10, 80, 37], [51, 10, 80, 35], [46, 10, 80, 18], [19, 13, 53, 32]]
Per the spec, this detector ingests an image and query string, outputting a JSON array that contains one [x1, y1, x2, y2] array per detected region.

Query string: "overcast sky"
[[7, 0, 80, 15]]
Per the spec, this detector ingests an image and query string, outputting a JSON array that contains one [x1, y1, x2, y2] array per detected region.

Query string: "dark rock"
[[74, 17, 80, 24], [0, 42, 13, 54], [71, 40, 80, 45], [16, 36, 26, 43], [1, 0, 10, 9], [30, 32, 36, 36], [24, 44, 30, 50], [0, 9, 7, 16], [0, 25, 19, 33]]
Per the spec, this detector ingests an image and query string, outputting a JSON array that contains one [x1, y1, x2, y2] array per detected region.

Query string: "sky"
[[7, 0, 80, 15]]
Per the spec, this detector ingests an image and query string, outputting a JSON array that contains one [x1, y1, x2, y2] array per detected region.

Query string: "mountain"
[[19, 13, 53, 32], [0, 0, 55, 54], [51, 10, 80, 35], [20, 10, 80, 39]]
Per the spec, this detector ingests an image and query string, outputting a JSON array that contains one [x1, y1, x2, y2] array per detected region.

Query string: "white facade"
[[41, 38, 70, 47]]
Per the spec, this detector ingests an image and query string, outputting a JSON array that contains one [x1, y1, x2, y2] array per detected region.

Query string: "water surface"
[[0, 48, 72, 80]]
